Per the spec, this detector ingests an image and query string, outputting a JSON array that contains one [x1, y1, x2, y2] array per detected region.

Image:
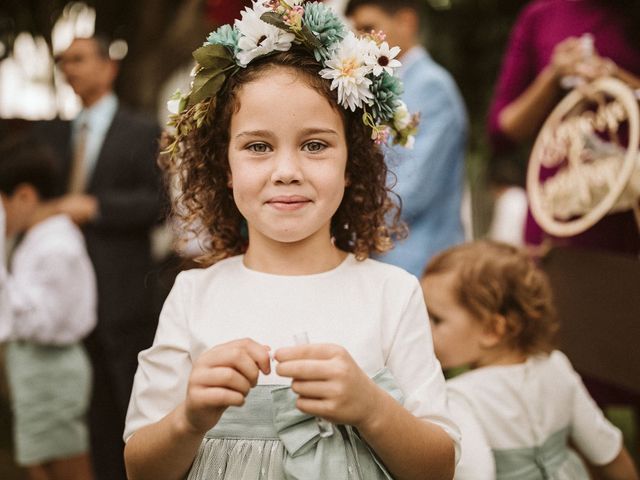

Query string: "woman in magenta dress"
[[488, 0, 640, 254]]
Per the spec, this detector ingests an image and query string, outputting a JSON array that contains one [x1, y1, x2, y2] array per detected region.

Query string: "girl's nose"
[[270, 151, 303, 185]]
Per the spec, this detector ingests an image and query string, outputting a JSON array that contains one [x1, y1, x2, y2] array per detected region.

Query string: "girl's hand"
[[274, 344, 381, 430], [182, 338, 271, 435]]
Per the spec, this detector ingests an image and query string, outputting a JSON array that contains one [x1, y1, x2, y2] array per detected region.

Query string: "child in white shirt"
[[421, 240, 639, 480], [0, 140, 97, 480]]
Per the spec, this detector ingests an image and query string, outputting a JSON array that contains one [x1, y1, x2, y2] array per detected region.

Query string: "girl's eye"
[[303, 141, 327, 153], [247, 143, 270, 153]]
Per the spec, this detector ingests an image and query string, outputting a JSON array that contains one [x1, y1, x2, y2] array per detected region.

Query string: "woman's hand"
[[575, 54, 617, 81], [551, 36, 618, 83], [181, 338, 271, 435], [274, 344, 381, 430], [550, 36, 588, 79]]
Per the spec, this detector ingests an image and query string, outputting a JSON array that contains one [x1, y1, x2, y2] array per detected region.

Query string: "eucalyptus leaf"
[[300, 25, 322, 48], [193, 44, 234, 69], [189, 69, 226, 106], [260, 12, 291, 31]]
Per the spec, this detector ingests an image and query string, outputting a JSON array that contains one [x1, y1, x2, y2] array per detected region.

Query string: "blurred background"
[[0, 0, 636, 478], [0, 0, 531, 234]]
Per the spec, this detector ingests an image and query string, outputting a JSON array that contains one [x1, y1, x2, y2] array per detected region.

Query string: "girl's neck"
[[243, 237, 348, 276], [474, 347, 528, 368]]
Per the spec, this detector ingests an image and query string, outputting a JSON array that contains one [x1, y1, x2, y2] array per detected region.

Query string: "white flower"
[[235, 3, 295, 67], [393, 101, 411, 130], [366, 41, 401, 77], [319, 32, 374, 111], [167, 89, 186, 114]]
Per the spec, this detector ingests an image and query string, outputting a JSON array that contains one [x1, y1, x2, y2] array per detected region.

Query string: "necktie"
[[68, 121, 88, 193]]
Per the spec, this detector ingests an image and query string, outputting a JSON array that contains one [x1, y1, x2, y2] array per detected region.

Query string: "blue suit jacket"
[[378, 47, 467, 277]]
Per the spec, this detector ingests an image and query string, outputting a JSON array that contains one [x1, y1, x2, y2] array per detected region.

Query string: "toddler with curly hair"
[[422, 240, 638, 480]]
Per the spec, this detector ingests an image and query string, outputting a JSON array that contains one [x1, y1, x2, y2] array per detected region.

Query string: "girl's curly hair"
[[160, 47, 406, 266], [424, 240, 558, 355]]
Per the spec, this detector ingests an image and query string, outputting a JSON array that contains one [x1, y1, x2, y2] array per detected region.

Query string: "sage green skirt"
[[5, 341, 92, 466], [187, 369, 402, 480]]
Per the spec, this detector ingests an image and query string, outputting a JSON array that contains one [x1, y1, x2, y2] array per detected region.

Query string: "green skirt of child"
[[188, 369, 403, 480], [5, 341, 92, 466]]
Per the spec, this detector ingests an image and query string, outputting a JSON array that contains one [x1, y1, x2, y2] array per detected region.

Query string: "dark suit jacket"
[[32, 106, 163, 350]]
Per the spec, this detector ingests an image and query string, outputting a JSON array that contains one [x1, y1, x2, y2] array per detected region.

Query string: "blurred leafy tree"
[[423, 0, 529, 234], [0, 0, 236, 112]]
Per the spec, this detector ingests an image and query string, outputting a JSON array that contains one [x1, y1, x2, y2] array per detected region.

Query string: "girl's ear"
[[479, 314, 507, 348], [227, 173, 233, 188]]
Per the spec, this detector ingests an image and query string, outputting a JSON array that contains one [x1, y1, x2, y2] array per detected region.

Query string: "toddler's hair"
[[424, 240, 558, 355], [162, 47, 406, 266], [0, 137, 58, 200]]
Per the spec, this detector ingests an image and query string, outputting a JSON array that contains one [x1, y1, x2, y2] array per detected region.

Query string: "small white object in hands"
[[293, 331, 334, 438]]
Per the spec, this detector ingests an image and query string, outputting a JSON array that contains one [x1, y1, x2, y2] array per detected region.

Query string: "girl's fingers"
[[199, 339, 272, 382], [295, 397, 330, 419], [191, 366, 253, 395], [276, 359, 338, 380], [274, 343, 340, 362], [240, 339, 272, 375], [195, 386, 246, 408], [290, 380, 332, 399]]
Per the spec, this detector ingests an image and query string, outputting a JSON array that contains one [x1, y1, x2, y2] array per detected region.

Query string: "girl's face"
[[228, 68, 348, 249], [421, 271, 486, 369]]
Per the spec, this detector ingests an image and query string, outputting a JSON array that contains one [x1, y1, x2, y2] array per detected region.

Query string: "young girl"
[[421, 240, 639, 480], [123, 2, 459, 479]]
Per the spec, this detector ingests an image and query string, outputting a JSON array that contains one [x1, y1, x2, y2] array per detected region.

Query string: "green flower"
[[206, 24, 240, 55], [369, 72, 403, 122], [303, 2, 345, 61]]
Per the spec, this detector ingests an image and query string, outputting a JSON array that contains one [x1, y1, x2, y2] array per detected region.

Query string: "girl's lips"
[[266, 196, 311, 211]]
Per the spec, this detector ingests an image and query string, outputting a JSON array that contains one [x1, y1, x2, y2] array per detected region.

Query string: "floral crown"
[[166, 0, 419, 150]]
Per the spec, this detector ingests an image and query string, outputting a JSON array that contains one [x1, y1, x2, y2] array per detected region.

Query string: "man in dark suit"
[[31, 36, 162, 480]]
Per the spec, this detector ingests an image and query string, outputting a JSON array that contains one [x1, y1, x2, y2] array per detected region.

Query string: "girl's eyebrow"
[[235, 128, 339, 140], [299, 128, 339, 137], [235, 130, 273, 140]]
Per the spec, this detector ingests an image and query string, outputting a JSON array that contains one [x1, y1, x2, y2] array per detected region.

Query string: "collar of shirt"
[[72, 92, 119, 178]]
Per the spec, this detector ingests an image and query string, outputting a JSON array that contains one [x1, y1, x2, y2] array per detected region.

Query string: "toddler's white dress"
[[447, 351, 622, 480]]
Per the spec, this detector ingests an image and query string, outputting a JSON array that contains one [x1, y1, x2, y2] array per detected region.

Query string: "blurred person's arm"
[[59, 121, 163, 231], [499, 38, 640, 144], [593, 448, 639, 480], [497, 37, 584, 144]]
